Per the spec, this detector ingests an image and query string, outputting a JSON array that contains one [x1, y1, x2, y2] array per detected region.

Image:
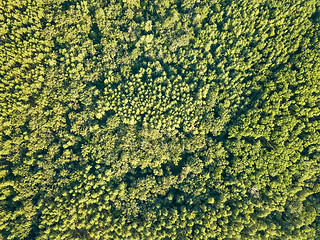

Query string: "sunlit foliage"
[[1, 0, 320, 239]]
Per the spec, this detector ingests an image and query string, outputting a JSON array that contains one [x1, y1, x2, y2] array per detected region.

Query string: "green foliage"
[[1, 0, 320, 239]]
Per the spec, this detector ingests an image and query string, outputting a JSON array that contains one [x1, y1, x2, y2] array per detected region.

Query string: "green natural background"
[[1, 0, 320, 239]]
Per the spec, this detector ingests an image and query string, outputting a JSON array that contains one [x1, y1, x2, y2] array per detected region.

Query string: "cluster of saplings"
[[0, 0, 320, 239]]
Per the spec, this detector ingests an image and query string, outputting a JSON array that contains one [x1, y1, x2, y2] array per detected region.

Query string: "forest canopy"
[[0, 0, 320, 239]]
